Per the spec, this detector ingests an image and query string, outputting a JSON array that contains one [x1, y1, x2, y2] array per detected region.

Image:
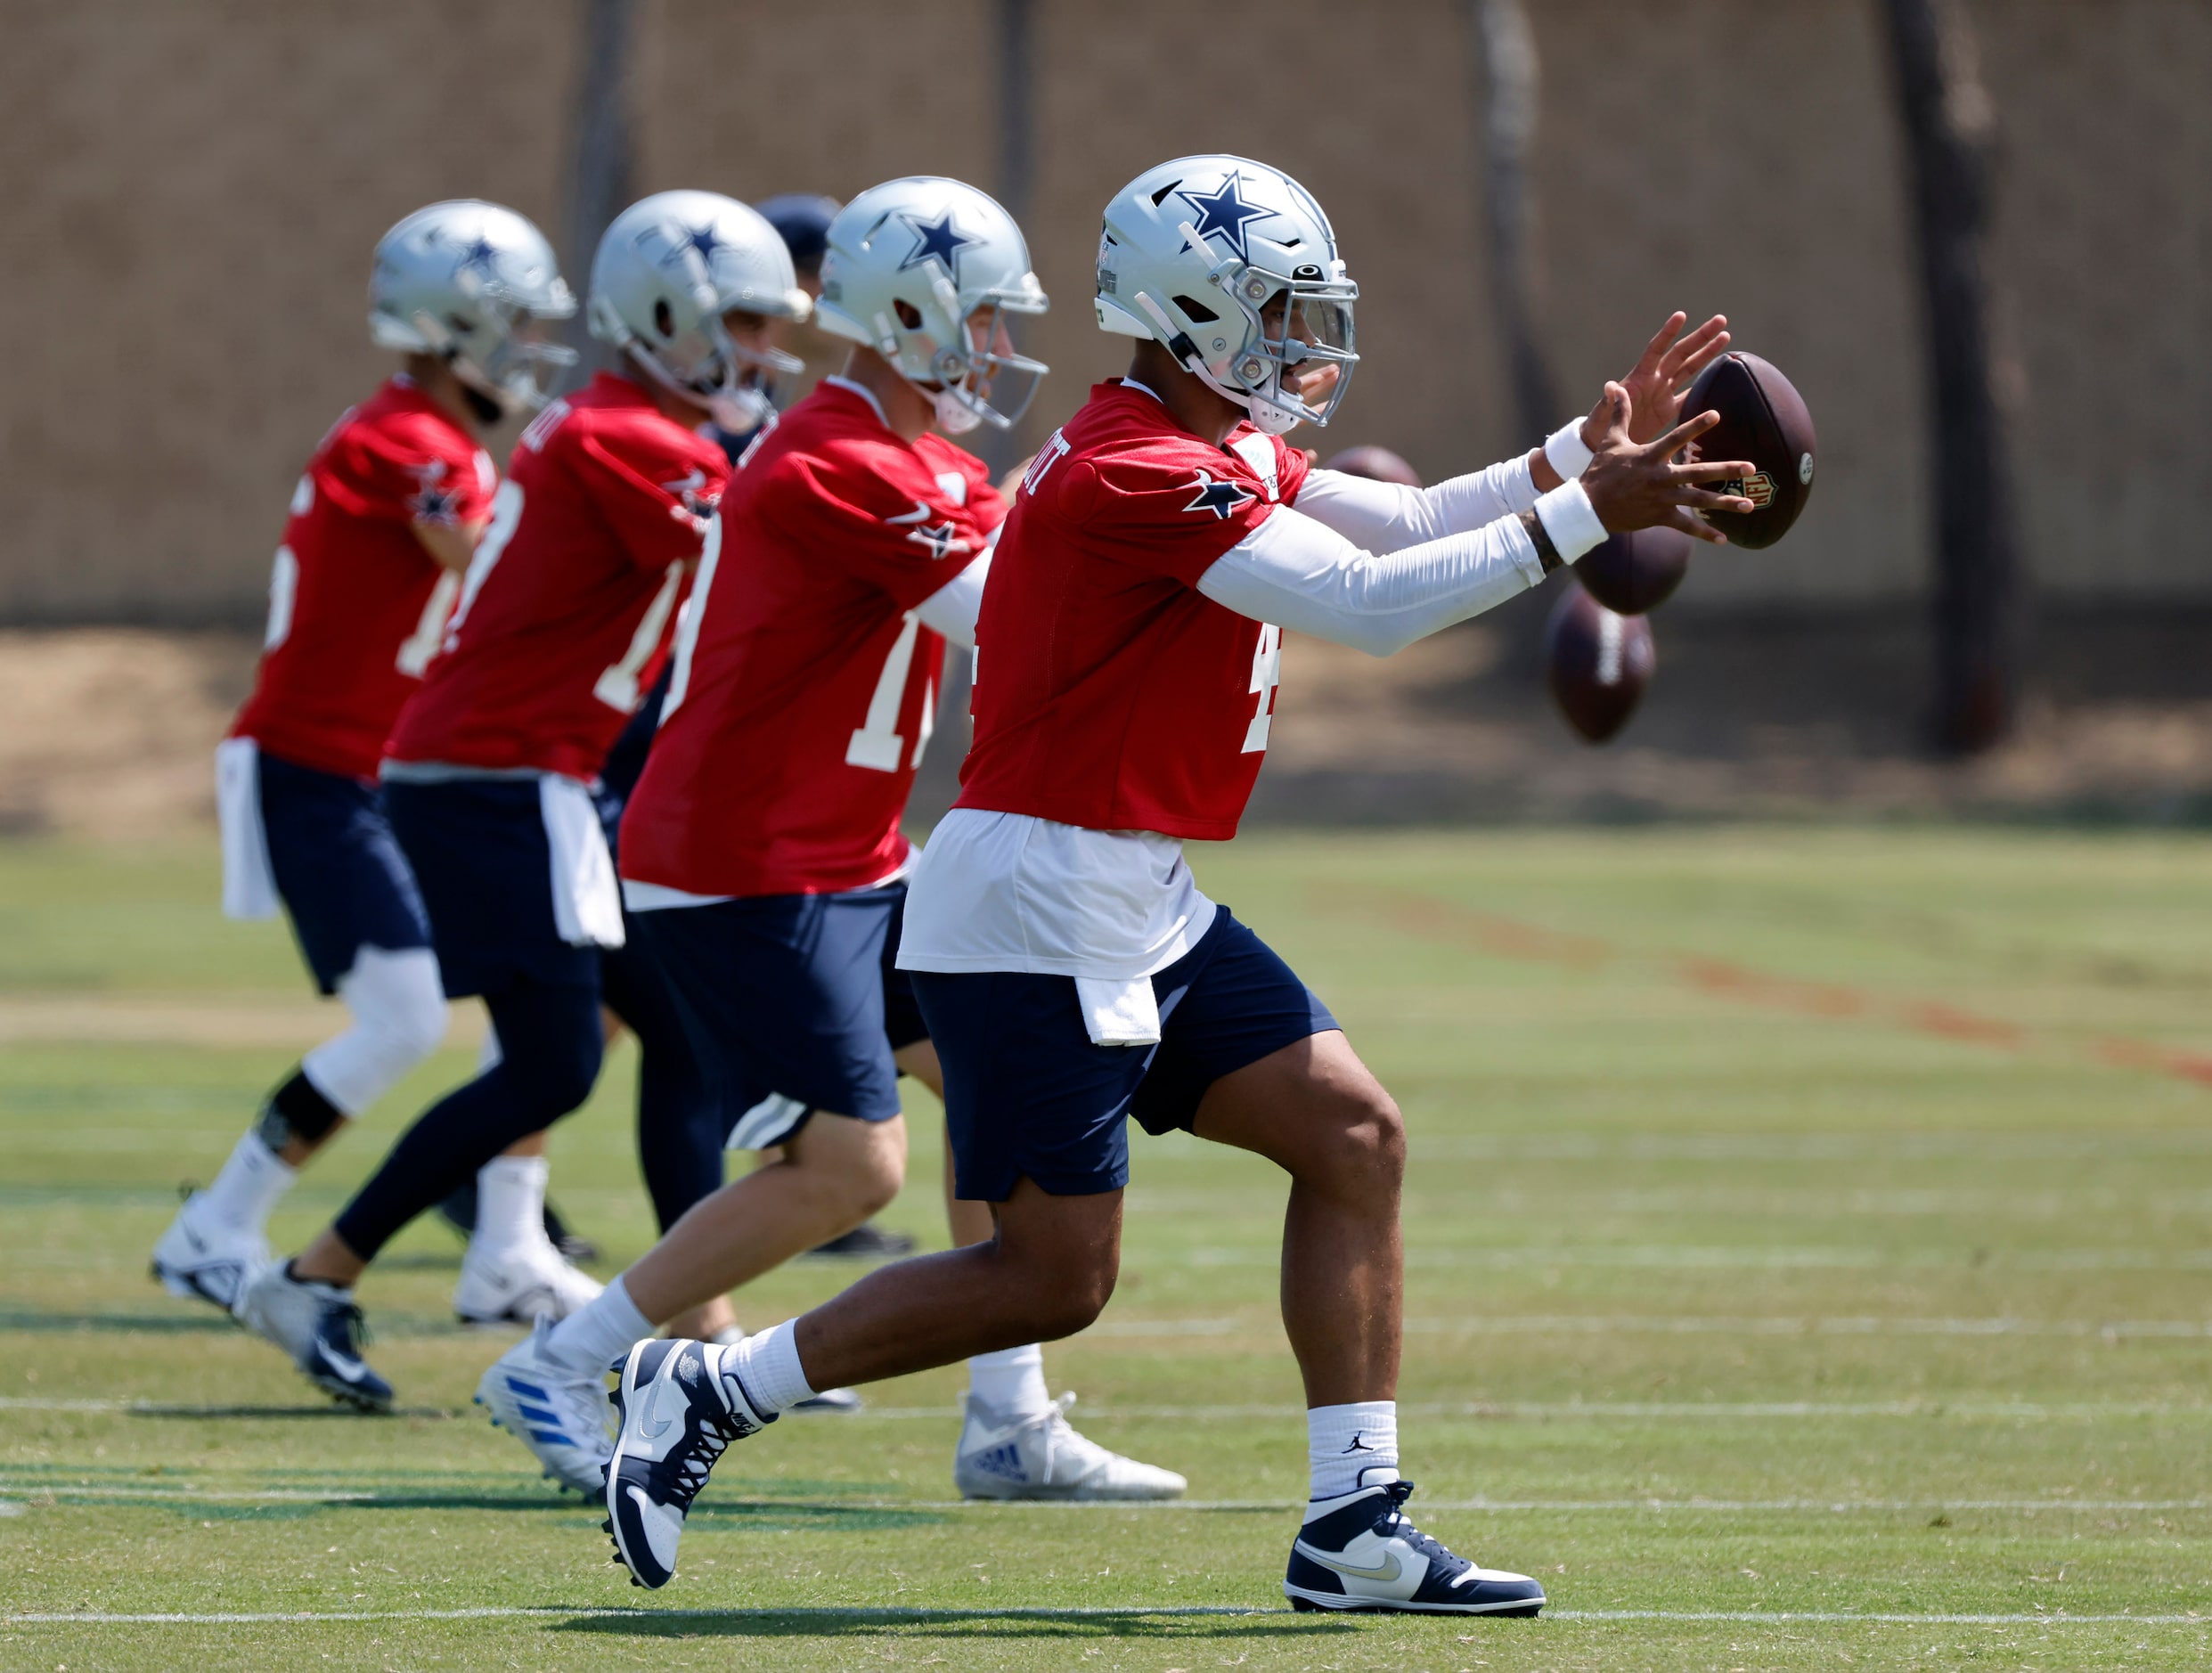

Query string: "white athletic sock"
[[197, 1130, 296, 1235], [1306, 1400, 1400, 1505], [721, 1318, 815, 1416], [966, 1343, 1052, 1420], [544, 1274, 655, 1372], [472, 1153, 549, 1260]]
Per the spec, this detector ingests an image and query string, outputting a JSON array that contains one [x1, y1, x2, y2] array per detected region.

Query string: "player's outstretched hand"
[[1579, 383, 1756, 545], [1578, 313, 1734, 449]]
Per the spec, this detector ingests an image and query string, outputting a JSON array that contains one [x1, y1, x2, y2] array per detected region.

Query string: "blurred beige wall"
[[2, 0, 2204, 621]]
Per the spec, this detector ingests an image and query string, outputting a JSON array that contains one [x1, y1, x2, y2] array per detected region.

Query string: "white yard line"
[[1089, 1316, 2212, 1340], [0, 1604, 2202, 1628], [4, 1485, 2207, 1514], [4, 1395, 2207, 1422]]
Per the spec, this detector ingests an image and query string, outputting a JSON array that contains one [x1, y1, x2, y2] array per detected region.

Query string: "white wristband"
[[1533, 479, 1609, 563], [1543, 418, 1595, 483]]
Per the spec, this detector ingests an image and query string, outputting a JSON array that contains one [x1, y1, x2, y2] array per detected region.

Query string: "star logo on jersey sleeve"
[[1182, 469, 1255, 520], [899, 210, 982, 282], [886, 498, 971, 559], [1176, 174, 1273, 262]]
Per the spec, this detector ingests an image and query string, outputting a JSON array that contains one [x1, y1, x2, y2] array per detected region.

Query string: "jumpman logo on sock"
[[1342, 1432, 1373, 1453]]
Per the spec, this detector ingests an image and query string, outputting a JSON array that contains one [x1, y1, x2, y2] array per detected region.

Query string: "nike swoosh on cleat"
[[317, 1349, 371, 1383], [636, 1377, 677, 1441], [1294, 1541, 1404, 1584]]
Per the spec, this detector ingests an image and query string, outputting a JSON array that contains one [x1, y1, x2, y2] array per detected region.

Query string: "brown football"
[[1323, 444, 1423, 486], [1547, 584, 1655, 745], [1575, 525, 1692, 616], [1679, 351, 1816, 549]]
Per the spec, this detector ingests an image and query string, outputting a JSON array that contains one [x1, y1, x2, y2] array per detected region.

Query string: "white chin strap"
[[931, 387, 985, 436], [1130, 289, 1302, 437]]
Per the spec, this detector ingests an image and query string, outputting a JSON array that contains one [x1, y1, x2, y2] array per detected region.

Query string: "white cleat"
[[475, 1316, 614, 1495], [151, 1191, 270, 1311], [234, 1261, 392, 1412], [453, 1237, 603, 1326], [952, 1391, 1187, 1501]]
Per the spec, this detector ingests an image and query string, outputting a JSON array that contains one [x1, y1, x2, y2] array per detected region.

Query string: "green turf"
[[2, 828, 2208, 1669]]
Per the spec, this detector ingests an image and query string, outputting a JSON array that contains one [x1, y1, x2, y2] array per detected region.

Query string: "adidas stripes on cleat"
[[1284, 1479, 1546, 1616], [233, 1262, 392, 1413], [475, 1316, 613, 1495], [603, 1338, 774, 1588]]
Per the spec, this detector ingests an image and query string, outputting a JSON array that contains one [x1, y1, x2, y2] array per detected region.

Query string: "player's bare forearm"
[[411, 516, 486, 574]]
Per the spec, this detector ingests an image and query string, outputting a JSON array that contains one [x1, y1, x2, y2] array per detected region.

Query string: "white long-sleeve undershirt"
[[1289, 458, 1543, 551], [914, 547, 990, 648]]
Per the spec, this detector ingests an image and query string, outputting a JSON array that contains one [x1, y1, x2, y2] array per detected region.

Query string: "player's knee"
[[345, 948, 449, 1065], [384, 984, 450, 1064], [1324, 1084, 1405, 1197], [995, 1230, 1117, 1340], [507, 1029, 602, 1120], [845, 1130, 905, 1218]]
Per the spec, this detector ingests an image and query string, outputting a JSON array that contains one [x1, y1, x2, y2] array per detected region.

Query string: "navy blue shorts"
[[912, 907, 1338, 1202], [629, 882, 927, 1138], [382, 777, 599, 1000], [257, 750, 433, 995]]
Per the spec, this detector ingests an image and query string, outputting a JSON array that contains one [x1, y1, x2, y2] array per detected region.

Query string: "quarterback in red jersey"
[[233, 191, 812, 1414], [602, 154, 1756, 1604], [156, 200, 575, 1318], [483, 176, 1182, 1512]]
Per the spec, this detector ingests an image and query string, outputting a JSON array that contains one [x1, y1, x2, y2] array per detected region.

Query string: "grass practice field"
[[3, 827, 2209, 1671]]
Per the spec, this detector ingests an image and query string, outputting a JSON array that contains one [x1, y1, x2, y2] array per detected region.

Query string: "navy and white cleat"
[[475, 1316, 613, 1495], [151, 1189, 270, 1312], [603, 1338, 774, 1588], [1284, 1479, 1546, 1617], [953, 1391, 1186, 1501], [233, 1262, 393, 1413]]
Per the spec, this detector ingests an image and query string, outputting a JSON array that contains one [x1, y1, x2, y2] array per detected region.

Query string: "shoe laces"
[[325, 1295, 373, 1353], [1374, 1480, 1469, 1576], [1011, 1391, 1111, 1483], [654, 1378, 747, 1514]]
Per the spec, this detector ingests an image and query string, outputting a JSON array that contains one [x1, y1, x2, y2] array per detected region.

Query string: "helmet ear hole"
[[653, 298, 674, 339], [893, 298, 924, 330], [1171, 294, 1220, 324]]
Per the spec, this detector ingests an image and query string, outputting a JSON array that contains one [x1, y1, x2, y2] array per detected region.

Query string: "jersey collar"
[[822, 374, 892, 431]]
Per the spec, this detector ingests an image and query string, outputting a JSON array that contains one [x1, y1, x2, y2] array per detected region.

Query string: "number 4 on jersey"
[[1242, 623, 1282, 754]]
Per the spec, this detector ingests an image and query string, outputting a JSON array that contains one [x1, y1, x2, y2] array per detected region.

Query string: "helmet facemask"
[[611, 219, 805, 430], [869, 276, 1047, 435], [1171, 222, 1356, 436]]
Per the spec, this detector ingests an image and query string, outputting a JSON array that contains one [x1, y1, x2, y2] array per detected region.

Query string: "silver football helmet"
[[587, 190, 813, 430], [1095, 155, 1358, 435], [369, 200, 578, 415], [812, 177, 1048, 435]]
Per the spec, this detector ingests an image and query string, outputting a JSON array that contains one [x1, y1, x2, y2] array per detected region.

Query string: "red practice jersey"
[[230, 378, 495, 780], [386, 372, 727, 779], [953, 379, 1310, 841], [619, 379, 1001, 897]]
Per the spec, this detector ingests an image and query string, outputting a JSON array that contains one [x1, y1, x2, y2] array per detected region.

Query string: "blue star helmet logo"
[[678, 221, 724, 265], [1182, 469, 1255, 521], [453, 234, 503, 280], [899, 209, 982, 282], [1176, 174, 1274, 263]]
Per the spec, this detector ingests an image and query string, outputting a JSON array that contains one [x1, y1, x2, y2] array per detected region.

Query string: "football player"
[[154, 201, 578, 1315], [475, 176, 1183, 1501], [233, 191, 811, 1411], [592, 154, 1754, 1605]]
